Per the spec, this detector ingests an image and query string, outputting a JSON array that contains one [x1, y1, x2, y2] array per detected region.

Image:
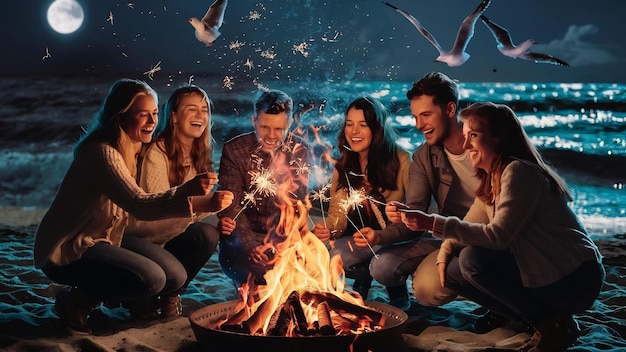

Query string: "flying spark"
[[143, 61, 161, 80], [223, 76, 235, 89], [107, 12, 114, 25], [42, 47, 51, 60], [244, 58, 254, 70]]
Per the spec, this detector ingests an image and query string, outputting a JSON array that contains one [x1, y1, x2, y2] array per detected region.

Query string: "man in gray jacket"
[[359, 72, 506, 332]]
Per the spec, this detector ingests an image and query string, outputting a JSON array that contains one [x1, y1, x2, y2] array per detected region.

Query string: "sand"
[[1, 206, 624, 352]]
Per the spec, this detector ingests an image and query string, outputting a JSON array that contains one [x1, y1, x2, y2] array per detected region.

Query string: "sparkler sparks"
[[233, 168, 278, 220], [260, 49, 277, 60], [292, 42, 310, 57], [248, 11, 261, 20], [244, 58, 254, 70], [290, 157, 311, 176], [143, 61, 161, 80], [310, 182, 331, 227], [228, 40, 245, 53], [223, 76, 235, 89]]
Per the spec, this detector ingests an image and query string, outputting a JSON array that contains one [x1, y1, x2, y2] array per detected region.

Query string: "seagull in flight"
[[384, 0, 490, 67], [480, 15, 569, 67], [189, 0, 228, 47]]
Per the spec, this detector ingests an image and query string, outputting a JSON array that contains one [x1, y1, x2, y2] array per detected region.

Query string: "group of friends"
[[33, 71, 605, 352]]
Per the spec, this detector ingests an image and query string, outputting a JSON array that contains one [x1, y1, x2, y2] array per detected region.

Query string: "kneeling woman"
[[397, 102, 604, 352]]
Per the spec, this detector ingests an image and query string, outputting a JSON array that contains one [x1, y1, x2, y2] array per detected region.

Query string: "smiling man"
[[383, 72, 509, 333], [216, 89, 310, 286]]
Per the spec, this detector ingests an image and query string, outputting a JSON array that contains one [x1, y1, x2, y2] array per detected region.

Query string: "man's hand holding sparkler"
[[385, 200, 409, 223], [218, 217, 236, 235], [352, 227, 381, 247]]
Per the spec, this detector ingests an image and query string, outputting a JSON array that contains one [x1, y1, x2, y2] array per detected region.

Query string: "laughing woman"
[[399, 102, 605, 352], [125, 84, 233, 318], [34, 79, 231, 334]]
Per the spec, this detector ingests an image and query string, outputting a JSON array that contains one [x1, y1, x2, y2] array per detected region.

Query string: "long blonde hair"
[[75, 78, 158, 177]]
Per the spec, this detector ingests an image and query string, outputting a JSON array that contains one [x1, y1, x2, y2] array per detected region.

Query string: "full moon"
[[47, 0, 84, 34]]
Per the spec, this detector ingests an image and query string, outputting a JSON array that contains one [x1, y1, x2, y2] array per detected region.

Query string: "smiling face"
[[410, 94, 455, 147], [253, 110, 290, 152], [172, 92, 209, 145], [122, 93, 158, 144], [462, 116, 500, 172], [344, 107, 372, 157]]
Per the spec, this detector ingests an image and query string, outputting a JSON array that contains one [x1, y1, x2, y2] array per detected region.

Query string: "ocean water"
[[1, 76, 624, 238]]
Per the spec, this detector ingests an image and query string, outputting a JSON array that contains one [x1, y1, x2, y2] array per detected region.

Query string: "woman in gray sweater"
[[394, 102, 604, 352]]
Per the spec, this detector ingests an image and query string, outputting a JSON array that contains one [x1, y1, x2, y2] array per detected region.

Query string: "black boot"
[[529, 313, 580, 352], [473, 310, 510, 333], [387, 284, 410, 310], [55, 287, 96, 334]]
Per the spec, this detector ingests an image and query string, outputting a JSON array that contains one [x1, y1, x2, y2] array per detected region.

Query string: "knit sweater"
[[433, 160, 602, 288], [34, 141, 196, 268], [324, 150, 412, 237], [125, 140, 213, 245]]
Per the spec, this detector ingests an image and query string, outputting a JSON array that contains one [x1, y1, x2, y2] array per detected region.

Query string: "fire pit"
[[189, 299, 408, 352]]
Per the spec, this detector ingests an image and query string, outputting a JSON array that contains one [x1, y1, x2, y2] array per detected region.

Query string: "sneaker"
[[473, 310, 510, 333], [529, 314, 580, 352], [55, 288, 93, 334], [387, 284, 410, 311]]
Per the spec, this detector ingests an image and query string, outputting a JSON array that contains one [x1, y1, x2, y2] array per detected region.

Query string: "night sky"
[[2, 0, 625, 83]]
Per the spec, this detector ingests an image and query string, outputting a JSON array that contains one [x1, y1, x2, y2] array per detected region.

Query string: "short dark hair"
[[406, 72, 459, 111], [254, 89, 293, 118]]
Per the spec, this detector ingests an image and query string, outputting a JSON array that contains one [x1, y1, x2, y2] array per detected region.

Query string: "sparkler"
[[339, 172, 378, 256], [232, 168, 277, 221], [345, 216, 379, 259], [310, 182, 331, 227]]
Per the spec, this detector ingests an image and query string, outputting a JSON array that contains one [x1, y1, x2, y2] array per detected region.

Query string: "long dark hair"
[[155, 84, 214, 185], [461, 102, 572, 204], [335, 97, 402, 192]]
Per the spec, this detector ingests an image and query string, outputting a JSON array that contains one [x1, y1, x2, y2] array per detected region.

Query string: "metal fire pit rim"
[[188, 298, 408, 337]]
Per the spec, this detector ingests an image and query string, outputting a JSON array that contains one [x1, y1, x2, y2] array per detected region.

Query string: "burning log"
[[300, 291, 384, 327], [316, 301, 335, 336], [268, 291, 310, 336]]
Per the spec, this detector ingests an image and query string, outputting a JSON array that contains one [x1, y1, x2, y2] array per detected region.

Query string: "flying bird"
[[189, 0, 229, 47], [384, 0, 490, 67], [480, 15, 570, 67]]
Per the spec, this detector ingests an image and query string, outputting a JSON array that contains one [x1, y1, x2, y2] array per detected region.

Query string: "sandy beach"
[[1, 207, 625, 352]]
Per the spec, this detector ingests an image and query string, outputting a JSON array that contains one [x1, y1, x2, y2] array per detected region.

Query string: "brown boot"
[[160, 293, 183, 318], [54, 287, 95, 334], [528, 313, 580, 352]]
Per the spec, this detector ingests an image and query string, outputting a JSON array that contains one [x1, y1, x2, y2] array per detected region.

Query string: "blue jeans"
[[444, 246, 605, 325], [43, 222, 219, 302], [331, 235, 439, 287]]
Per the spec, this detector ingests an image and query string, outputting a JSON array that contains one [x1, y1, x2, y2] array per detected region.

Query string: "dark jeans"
[[445, 246, 605, 326], [43, 222, 219, 303]]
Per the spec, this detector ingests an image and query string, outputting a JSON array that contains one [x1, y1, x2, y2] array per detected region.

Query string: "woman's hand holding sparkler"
[[312, 222, 332, 241], [185, 172, 219, 195], [400, 209, 434, 232], [352, 227, 381, 247], [191, 190, 234, 213], [218, 217, 236, 235]]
